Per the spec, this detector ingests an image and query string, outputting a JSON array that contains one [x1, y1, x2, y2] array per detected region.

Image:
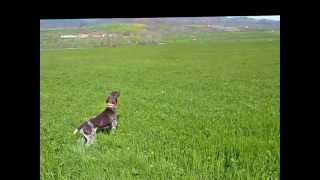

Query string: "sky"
[[248, 16, 280, 21]]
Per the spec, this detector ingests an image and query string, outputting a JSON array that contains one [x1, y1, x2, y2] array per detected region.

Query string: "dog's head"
[[106, 91, 120, 109]]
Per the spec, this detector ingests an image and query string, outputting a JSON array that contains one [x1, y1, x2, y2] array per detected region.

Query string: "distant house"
[[224, 27, 240, 32], [90, 32, 106, 38], [78, 34, 89, 38], [60, 32, 106, 39], [93, 34, 105, 38], [60, 35, 77, 38]]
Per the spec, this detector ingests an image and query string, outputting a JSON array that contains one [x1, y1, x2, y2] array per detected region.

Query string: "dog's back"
[[90, 109, 115, 128]]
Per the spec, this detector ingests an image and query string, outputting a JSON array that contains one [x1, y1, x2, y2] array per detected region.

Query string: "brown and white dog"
[[73, 91, 120, 144]]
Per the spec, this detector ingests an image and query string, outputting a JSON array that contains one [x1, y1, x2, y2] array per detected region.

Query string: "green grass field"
[[40, 31, 279, 179]]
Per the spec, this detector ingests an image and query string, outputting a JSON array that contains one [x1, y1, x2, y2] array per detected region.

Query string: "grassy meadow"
[[40, 31, 280, 179]]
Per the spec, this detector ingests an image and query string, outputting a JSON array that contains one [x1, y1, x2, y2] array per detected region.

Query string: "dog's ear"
[[111, 91, 120, 98]]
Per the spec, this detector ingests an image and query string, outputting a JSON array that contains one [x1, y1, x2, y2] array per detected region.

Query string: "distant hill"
[[40, 17, 279, 30], [40, 18, 134, 30], [40, 19, 88, 30], [132, 17, 279, 29]]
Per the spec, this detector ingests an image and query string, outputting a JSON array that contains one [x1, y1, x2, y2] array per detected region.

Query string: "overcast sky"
[[248, 16, 280, 21]]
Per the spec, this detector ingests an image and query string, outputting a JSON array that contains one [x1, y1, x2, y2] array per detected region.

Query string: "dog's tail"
[[73, 128, 79, 134]]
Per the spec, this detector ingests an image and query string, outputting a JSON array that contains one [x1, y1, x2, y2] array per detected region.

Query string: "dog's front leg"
[[111, 119, 117, 134]]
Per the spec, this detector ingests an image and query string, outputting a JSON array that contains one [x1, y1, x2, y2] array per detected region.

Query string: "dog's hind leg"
[[85, 137, 91, 145], [82, 136, 88, 144], [86, 135, 96, 145], [80, 129, 90, 145], [91, 128, 97, 143], [86, 128, 97, 145], [84, 133, 93, 145]]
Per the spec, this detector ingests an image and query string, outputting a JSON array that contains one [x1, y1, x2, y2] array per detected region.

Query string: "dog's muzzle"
[[106, 103, 116, 108]]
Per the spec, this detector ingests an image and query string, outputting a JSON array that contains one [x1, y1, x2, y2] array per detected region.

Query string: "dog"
[[73, 91, 120, 144]]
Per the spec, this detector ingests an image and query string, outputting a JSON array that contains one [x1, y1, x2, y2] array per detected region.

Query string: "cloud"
[[248, 16, 280, 21]]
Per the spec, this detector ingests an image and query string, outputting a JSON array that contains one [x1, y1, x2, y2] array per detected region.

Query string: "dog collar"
[[107, 103, 116, 108]]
